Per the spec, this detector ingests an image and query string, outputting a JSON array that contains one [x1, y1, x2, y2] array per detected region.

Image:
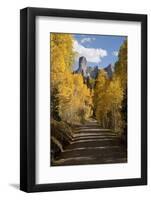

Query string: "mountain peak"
[[104, 64, 114, 78]]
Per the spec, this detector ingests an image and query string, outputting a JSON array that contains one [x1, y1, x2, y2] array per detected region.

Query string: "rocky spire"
[[76, 56, 87, 77]]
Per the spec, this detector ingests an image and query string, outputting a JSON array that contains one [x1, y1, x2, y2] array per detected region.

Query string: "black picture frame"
[[20, 7, 147, 192]]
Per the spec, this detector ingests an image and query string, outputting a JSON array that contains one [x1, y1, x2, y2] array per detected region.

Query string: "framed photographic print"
[[20, 7, 147, 192]]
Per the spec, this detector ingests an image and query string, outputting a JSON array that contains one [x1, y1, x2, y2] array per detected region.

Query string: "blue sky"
[[73, 34, 126, 70]]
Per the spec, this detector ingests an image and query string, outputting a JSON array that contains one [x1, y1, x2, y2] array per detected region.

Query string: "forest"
[[50, 33, 127, 166]]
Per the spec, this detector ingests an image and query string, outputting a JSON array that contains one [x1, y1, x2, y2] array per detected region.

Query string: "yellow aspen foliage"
[[94, 70, 109, 126], [106, 78, 124, 132], [107, 78, 123, 107], [94, 69, 124, 132], [58, 73, 92, 124], [50, 33, 75, 120], [114, 39, 127, 135], [50, 33, 92, 123], [50, 33, 75, 88], [93, 69, 108, 113], [114, 39, 127, 89], [93, 39, 127, 134]]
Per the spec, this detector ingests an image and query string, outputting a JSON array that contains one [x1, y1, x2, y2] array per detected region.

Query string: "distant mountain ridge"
[[75, 56, 114, 82]]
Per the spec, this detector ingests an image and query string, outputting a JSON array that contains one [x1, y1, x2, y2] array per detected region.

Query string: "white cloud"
[[73, 40, 107, 63], [80, 37, 96, 44], [112, 51, 118, 57]]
